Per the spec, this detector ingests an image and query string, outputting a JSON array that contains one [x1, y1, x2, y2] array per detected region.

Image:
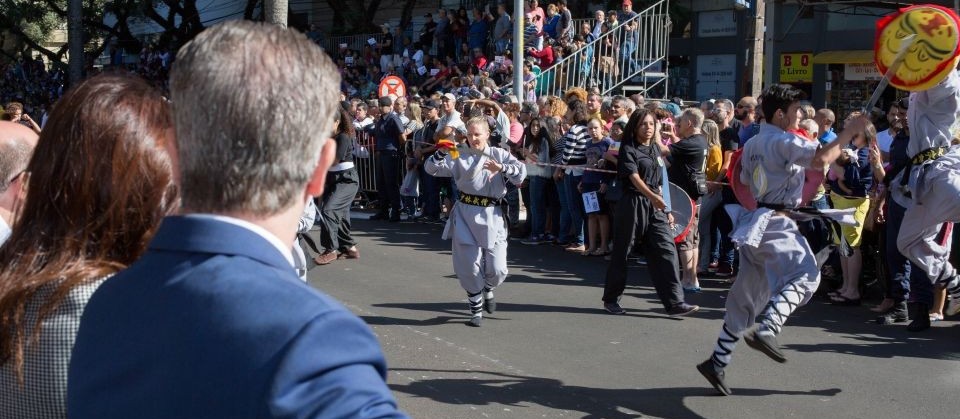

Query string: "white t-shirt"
[[437, 110, 466, 135], [876, 128, 896, 153]]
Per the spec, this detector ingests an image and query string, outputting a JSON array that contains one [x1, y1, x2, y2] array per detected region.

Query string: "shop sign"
[[779, 53, 812, 83], [844, 63, 882, 81], [696, 55, 736, 100], [696, 54, 736, 82], [698, 10, 738, 38]]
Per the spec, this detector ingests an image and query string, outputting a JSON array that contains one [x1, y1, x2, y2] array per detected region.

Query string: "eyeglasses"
[[737, 105, 753, 110]]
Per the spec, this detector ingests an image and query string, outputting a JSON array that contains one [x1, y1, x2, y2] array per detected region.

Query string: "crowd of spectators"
[[328, 0, 651, 102], [344, 81, 954, 330]]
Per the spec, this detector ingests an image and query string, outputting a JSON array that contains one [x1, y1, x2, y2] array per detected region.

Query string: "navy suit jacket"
[[68, 216, 407, 419]]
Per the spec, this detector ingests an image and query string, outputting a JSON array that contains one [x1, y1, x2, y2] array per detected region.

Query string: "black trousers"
[[603, 192, 684, 310], [319, 168, 359, 252], [375, 150, 402, 215]]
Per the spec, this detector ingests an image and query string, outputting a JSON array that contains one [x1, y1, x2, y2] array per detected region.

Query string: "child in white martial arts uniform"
[[697, 84, 869, 395], [891, 69, 960, 330], [425, 117, 527, 327]]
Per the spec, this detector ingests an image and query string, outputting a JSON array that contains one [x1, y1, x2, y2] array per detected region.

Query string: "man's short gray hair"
[[521, 101, 539, 116], [0, 139, 31, 193], [613, 96, 635, 113], [170, 20, 340, 215], [680, 108, 704, 130], [717, 98, 735, 114]]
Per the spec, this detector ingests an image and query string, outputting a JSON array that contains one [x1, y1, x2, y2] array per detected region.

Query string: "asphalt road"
[[305, 218, 960, 419]]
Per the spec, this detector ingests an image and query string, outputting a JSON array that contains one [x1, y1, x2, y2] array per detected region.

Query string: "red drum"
[[667, 182, 697, 243], [728, 149, 825, 211]]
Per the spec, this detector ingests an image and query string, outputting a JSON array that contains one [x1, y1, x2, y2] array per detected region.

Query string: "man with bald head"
[[0, 121, 38, 245]]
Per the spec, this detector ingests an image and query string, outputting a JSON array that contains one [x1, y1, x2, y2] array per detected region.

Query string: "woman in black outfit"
[[314, 109, 361, 265], [601, 108, 698, 316]]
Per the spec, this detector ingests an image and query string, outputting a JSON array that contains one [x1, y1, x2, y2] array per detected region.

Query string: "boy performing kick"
[[697, 84, 869, 395], [892, 68, 960, 330], [425, 117, 527, 327]]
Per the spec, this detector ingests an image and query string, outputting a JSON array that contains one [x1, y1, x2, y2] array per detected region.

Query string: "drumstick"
[[863, 34, 917, 115]]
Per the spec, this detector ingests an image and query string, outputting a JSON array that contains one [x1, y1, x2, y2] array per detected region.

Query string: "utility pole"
[[751, 0, 765, 97], [67, 0, 84, 85], [265, 0, 288, 27], [513, 0, 524, 100]]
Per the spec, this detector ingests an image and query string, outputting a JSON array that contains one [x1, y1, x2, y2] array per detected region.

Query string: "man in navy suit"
[[67, 21, 408, 418]]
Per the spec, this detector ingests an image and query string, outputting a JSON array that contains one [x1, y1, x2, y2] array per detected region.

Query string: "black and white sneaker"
[[744, 329, 787, 363], [697, 360, 732, 396]]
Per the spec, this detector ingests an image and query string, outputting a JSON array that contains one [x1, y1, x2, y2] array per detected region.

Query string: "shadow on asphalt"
[[388, 369, 841, 419], [372, 301, 685, 321], [349, 219, 960, 362]]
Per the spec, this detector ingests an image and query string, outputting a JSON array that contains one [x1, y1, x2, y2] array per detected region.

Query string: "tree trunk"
[[67, 0, 84, 85], [265, 0, 288, 27]]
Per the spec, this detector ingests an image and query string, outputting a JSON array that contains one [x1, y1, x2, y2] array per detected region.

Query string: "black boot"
[[906, 302, 930, 332], [876, 301, 909, 325]]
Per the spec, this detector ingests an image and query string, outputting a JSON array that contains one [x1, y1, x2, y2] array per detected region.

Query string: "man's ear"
[[305, 139, 337, 197], [163, 128, 181, 190]]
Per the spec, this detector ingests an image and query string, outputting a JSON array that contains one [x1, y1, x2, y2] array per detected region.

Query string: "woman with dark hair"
[[601, 108, 697, 317], [521, 117, 552, 244], [314, 109, 361, 265], [0, 73, 177, 418]]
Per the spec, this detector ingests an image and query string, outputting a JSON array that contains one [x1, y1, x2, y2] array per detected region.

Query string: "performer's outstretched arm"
[[424, 149, 455, 178]]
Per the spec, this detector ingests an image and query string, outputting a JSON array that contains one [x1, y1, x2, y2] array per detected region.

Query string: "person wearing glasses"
[[735, 96, 760, 146]]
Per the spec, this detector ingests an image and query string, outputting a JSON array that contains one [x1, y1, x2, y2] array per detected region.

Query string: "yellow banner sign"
[[780, 53, 813, 83]]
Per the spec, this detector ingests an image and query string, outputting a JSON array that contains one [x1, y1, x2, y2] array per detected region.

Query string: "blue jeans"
[[887, 197, 929, 304], [418, 166, 440, 218], [495, 39, 510, 55], [563, 174, 585, 245], [528, 176, 548, 237]]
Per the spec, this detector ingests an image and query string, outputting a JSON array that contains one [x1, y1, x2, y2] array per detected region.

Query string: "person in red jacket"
[[528, 41, 555, 68]]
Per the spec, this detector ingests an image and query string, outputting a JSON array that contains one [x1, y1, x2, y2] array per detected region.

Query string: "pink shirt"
[[509, 121, 524, 144]]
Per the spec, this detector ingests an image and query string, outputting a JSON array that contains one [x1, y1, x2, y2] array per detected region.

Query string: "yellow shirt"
[[705, 144, 723, 181]]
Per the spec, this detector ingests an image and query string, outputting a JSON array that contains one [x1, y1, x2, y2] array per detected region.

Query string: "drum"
[[875, 4, 960, 92], [728, 149, 825, 211], [667, 182, 697, 243]]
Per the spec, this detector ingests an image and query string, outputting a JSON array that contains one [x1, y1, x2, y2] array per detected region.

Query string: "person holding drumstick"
[[601, 108, 699, 317]]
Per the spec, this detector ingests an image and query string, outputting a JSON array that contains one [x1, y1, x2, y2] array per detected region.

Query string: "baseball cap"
[[422, 99, 439, 109], [441, 92, 457, 102], [378, 96, 393, 107], [424, 12, 432, 18], [381, 23, 391, 30]]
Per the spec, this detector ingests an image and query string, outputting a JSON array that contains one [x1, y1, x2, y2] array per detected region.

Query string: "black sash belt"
[[458, 192, 502, 207]]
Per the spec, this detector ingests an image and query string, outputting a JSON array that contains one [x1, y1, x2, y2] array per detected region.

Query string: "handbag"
[[863, 186, 886, 232], [605, 177, 624, 202]]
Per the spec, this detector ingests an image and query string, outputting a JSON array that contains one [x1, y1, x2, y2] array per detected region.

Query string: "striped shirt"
[[561, 123, 590, 166]]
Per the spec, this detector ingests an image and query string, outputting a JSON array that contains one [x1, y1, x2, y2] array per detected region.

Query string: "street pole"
[[512, 0, 524, 101], [67, 0, 84, 86], [751, 0, 765, 97], [265, 0, 288, 27]]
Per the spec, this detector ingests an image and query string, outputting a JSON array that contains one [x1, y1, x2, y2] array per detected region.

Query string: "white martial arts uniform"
[[425, 145, 526, 321], [892, 70, 960, 286], [709, 123, 820, 370]]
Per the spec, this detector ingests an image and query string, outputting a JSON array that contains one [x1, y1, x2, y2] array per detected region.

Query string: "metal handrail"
[[322, 33, 386, 54], [507, 0, 670, 98]]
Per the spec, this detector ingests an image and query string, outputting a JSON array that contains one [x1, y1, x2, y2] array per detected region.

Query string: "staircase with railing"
[[514, 0, 670, 98]]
